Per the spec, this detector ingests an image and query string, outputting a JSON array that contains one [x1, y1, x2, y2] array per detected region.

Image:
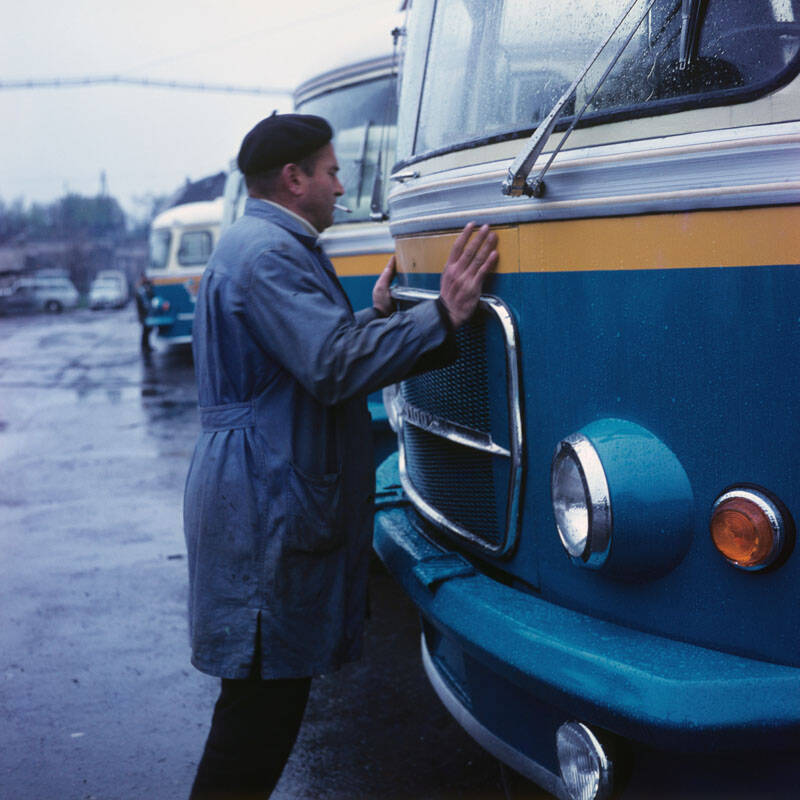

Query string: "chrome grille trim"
[[392, 286, 523, 557], [402, 400, 511, 457]]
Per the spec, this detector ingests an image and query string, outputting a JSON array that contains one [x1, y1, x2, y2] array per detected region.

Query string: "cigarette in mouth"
[[334, 203, 352, 213]]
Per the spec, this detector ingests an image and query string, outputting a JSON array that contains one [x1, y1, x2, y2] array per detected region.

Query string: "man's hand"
[[439, 223, 498, 328], [372, 255, 396, 316]]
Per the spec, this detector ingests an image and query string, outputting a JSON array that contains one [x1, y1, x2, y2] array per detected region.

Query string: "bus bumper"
[[373, 454, 800, 792], [144, 314, 174, 327]]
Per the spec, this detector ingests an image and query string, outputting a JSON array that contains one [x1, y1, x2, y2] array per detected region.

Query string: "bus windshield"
[[177, 230, 213, 267], [297, 75, 397, 222], [409, 0, 800, 158], [148, 229, 171, 270]]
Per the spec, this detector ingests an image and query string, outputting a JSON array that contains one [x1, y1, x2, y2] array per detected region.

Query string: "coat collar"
[[244, 197, 320, 248]]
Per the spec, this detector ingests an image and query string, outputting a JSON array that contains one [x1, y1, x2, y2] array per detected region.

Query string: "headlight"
[[551, 419, 693, 579], [551, 434, 611, 566], [556, 721, 612, 800]]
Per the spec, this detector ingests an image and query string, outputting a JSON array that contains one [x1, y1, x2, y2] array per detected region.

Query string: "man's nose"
[[335, 179, 344, 196]]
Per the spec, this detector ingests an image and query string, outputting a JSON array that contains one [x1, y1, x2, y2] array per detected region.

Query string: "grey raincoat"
[[183, 198, 450, 679]]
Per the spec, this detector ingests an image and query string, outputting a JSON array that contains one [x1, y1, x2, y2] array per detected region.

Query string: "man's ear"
[[282, 163, 305, 197]]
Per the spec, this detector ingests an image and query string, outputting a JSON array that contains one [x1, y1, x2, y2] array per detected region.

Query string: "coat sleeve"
[[244, 247, 450, 405], [354, 306, 381, 325]]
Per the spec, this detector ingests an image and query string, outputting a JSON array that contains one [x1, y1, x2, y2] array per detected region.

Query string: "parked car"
[[0, 275, 79, 314], [89, 271, 129, 309]]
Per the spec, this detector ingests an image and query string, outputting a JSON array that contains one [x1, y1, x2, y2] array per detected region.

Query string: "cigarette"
[[334, 203, 352, 213]]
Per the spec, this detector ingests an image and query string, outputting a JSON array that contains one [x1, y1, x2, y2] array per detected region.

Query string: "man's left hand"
[[372, 255, 396, 316]]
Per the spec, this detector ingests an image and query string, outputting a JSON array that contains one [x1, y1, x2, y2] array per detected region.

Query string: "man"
[[183, 113, 497, 799], [134, 276, 154, 353]]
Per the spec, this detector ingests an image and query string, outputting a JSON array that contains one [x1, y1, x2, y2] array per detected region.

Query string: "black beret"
[[237, 112, 333, 175]]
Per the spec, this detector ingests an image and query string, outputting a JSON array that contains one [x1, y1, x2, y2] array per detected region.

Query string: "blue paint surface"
[[148, 283, 194, 342], [375, 455, 800, 752], [375, 260, 800, 765], [471, 266, 800, 666]]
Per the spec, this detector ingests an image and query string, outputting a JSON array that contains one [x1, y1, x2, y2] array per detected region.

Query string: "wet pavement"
[[0, 307, 545, 800]]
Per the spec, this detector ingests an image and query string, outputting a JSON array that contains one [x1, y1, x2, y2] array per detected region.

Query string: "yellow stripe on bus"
[[150, 276, 201, 286], [396, 226, 519, 275], [150, 255, 391, 283], [330, 252, 394, 277], [395, 207, 800, 274]]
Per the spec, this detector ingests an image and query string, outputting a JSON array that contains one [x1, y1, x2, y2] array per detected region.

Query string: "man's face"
[[297, 143, 344, 232]]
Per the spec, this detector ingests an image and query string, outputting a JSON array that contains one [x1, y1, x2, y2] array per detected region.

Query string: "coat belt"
[[200, 402, 255, 431]]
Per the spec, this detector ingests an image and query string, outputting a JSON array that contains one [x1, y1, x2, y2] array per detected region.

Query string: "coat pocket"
[[286, 461, 343, 553]]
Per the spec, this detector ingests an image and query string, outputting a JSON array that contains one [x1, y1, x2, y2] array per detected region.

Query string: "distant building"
[[164, 172, 226, 211]]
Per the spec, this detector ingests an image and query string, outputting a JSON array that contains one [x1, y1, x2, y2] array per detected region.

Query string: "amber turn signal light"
[[710, 489, 786, 570]]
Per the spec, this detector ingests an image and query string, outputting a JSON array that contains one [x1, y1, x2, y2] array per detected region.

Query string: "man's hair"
[[245, 151, 320, 198]]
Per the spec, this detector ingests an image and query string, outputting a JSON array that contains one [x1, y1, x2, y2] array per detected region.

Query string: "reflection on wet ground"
[[0, 307, 545, 800], [139, 342, 200, 453]]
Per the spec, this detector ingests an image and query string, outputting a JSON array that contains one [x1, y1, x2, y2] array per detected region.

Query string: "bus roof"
[[293, 53, 395, 107], [151, 197, 224, 231]]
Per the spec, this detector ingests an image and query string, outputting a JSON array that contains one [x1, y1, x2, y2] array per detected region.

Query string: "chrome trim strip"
[[389, 123, 800, 234], [421, 633, 570, 800], [319, 221, 394, 258], [391, 286, 442, 303], [394, 130, 800, 194], [392, 287, 523, 557], [552, 434, 612, 569], [393, 182, 800, 233], [155, 334, 192, 345], [402, 400, 511, 457]]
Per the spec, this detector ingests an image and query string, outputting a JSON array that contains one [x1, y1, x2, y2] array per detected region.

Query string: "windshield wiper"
[[369, 162, 387, 221], [355, 120, 373, 206], [370, 26, 404, 222], [502, 0, 658, 198], [678, 0, 705, 69]]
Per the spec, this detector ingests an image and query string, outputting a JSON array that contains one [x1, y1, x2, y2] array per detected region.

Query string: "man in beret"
[[183, 112, 497, 798]]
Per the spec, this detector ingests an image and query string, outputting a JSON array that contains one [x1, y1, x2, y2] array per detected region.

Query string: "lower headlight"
[[556, 721, 612, 800], [551, 433, 611, 567]]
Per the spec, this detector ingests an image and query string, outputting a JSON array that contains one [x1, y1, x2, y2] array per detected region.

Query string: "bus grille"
[[402, 316, 491, 432], [403, 424, 502, 546], [395, 291, 521, 557]]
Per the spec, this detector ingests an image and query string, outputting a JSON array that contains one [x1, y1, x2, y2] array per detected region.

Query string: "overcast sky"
[[0, 1, 402, 219]]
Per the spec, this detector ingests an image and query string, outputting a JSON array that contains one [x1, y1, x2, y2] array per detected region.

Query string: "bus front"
[[146, 198, 223, 345], [376, 1, 800, 797]]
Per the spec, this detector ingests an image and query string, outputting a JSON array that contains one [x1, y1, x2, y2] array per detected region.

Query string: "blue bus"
[[375, 1, 800, 797], [146, 197, 223, 344]]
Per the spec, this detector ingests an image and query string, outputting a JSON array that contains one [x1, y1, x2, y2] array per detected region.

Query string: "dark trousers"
[[140, 324, 152, 352], [189, 676, 312, 800]]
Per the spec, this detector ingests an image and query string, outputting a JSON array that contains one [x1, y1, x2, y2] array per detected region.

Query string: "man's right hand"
[[439, 222, 498, 328]]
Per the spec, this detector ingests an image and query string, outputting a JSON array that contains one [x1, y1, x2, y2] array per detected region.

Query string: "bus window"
[[177, 230, 213, 267], [148, 229, 171, 270], [410, 0, 800, 160], [296, 74, 397, 222]]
